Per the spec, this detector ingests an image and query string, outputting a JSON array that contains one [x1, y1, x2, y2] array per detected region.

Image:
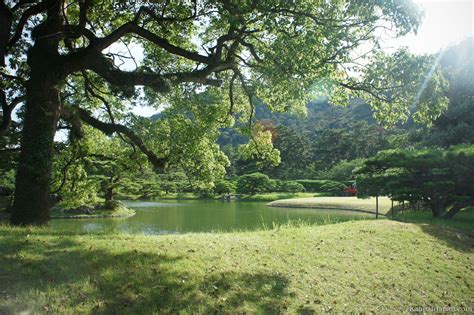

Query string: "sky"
[[384, 0, 473, 55]]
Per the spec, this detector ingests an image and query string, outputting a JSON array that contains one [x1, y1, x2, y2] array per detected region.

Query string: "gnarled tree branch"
[[73, 107, 167, 171], [0, 91, 25, 136]]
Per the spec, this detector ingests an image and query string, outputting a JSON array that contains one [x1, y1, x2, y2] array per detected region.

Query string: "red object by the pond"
[[344, 186, 357, 196]]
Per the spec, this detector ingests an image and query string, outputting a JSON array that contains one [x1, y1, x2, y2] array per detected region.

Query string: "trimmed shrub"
[[320, 181, 347, 196], [237, 172, 274, 195], [213, 180, 236, 195], [282, 181, 305, 193]]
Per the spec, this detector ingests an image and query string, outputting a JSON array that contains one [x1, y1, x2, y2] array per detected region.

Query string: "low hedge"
[[295, 179, 346, 192]]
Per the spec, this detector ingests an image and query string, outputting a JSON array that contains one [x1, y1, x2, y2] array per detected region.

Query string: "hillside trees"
[[1, 0, 448, 224], [423, 38, 474, 147]]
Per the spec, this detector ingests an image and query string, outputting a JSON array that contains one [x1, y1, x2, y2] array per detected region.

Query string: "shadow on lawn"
[[394, 207, 474, 252], [417, 224, 474, 253], [0, 231, 290, 314]]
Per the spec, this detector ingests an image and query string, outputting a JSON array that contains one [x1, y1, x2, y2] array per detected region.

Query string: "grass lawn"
[[268, 196, 395, 215], [0, 219, 472, 314]]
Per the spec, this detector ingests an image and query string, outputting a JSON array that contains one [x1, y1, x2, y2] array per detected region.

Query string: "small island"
[[50, 200, 135, 219]]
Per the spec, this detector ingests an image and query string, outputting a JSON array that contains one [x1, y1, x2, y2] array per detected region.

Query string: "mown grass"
[[268, 196, 395, 214], [0, 219, 472, 314], [395, 207, 474, 231]]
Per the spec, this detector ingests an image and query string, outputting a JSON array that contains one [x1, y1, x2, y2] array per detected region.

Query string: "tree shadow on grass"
[[394, 208, 474, 252], [417, 223, 474, 253], [198, 271, 290, 313], [0, 231, 290, 314]]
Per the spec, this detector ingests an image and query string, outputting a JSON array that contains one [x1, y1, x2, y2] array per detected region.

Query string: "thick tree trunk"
[[10, 0, 65, 225], [105, 187, 114, 202], [430, 201, 445, 218], [10, 75, 62, 225]]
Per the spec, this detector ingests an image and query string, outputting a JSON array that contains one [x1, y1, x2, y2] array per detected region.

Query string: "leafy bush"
[[237, 172, 274, 195], [159, 181, 178, 194], [282, 181, 305, 193], [213, 180, 236, 195], [320, 182, 347, 196], [0, 169, 15, 196], [272, 179, 284, 192]]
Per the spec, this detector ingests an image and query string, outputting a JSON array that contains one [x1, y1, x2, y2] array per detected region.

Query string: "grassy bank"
[[0, 220, 472, 313], [154, 193, 216, 200], [268, 196, 394, 215]]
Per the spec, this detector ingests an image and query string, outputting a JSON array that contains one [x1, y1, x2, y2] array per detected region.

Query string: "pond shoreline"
[[267, 203, 382, 216], [50, 211, 136, 219], [268, 196, 394, 215]]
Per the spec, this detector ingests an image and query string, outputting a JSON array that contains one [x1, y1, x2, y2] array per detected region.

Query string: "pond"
[[49, 200, 373, 234]]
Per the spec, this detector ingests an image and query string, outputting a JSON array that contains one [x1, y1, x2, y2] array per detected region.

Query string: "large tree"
[[356, 146, 474, 218], [1, 0, 448, 225]]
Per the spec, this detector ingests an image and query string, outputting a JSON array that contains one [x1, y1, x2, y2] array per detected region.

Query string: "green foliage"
[[51, 127, 146, 207], [319, 182, 347, 196], [0, 169, 15, 194], [423, 38, 474, 147], [102, 200, 125, 211], [281, 181, 306, 193], [159, 181, 178, 194], [213, 180, 236, 195], [236, 173, 274, 195], [322, 159, 365, 181], [220, 101, 411, 179], [238, 124, 281, 170], [270, 126, 312, 179], [353, 49, 449, 126], [295, 180, 344, 193]]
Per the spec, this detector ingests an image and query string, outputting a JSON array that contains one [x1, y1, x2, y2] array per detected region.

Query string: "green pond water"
[[49, 200, 373, 234]]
